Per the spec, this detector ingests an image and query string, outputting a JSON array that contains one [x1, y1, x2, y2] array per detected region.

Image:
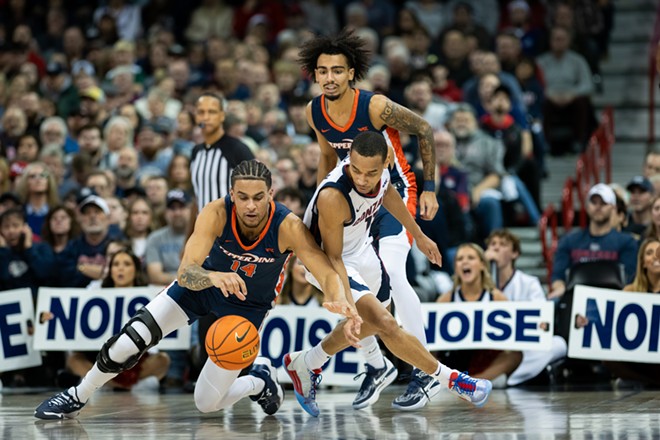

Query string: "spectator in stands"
[[274, 187, 306, 219], [167, 154, 193, 195], [642, 150, 660, 179], [537, 26, 595, 155], [15, 162, 59, 238], [0, 207, 55, 298], [484, 229, 568, 386], [439, 1, 492, 51], [15, 134, 41, 165], [173, 111, 196, 158], [114, 146, 140, 198], [184, 0, 234, 42], [143, 175, 168, 228], [436, 29, 473, 88], [57, 194, 117, 287], [66, 248, 170, 392], [277, 256, 324, 307], [436, 243, 523, 385], [39, 144, 66, 193], [85, 170, 114, 199], [77, 124, 104, 169], [1, 106, 27, 159], [625, 176, 654, 235], [404, 76, 451, 132], [429, 62, 463, 102], [645, 196, 660, 241], [480, 84, 541, 223], [40, 62, 79, 118], [100, 116, 133, 171], [145, 189, 190, 286], [297, 142, 321, 204], [447, 103, 505, 240], [135, 122, 174, 180], [41, 205, 80, 255], [503, 0, 547, 57], [93, 0, 143, 42], [0, 160, 11, 194], [124, 196, 154, 261], [549, 183, 638, 299]]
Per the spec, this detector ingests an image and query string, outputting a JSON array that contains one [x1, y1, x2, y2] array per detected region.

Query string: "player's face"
[[348, 151, 385, 195], [195, 96, 225, 135], [315, 54, 355, 101], [231, 180, 273, 230], [455, 245, 485, 286]]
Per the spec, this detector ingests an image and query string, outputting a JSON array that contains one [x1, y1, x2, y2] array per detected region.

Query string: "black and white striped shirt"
[[190, 135, 254, 212]]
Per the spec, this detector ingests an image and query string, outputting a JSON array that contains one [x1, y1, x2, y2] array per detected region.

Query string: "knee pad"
[[97, 308, 163, 374]]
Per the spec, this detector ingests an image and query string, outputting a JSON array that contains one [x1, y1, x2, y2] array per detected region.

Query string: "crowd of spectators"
[[6, 0, 650, 391]]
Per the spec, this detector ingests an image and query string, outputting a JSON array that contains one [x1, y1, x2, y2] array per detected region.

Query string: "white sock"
[[304, 344, 331, 370], [359, 336, 385, 369], [72, 364, 118, 403], [432, 361, 455, 387], [246, 375, 265, 397]]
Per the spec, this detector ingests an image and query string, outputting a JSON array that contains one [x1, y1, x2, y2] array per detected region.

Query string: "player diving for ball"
[[284, 132, 492, 417], [35, 159, 362, 420]]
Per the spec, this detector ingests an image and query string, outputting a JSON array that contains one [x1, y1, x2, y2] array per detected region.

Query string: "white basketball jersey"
[[304, 158, 390, 259]]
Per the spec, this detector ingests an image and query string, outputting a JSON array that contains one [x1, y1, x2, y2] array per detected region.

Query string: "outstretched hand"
[[418, 191, 439, 220], [416, 234, 442, 267], [322, 300, 363, 348]]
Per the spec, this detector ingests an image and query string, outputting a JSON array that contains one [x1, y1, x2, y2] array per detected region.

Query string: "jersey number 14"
[[231, 261, 257, 278]]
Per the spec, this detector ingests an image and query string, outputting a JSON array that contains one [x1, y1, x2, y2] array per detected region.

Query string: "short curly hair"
[[298, 28, 371, 83]]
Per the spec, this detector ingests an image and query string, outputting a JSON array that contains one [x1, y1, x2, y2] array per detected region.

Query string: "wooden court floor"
[[2, 385, 659, 439]]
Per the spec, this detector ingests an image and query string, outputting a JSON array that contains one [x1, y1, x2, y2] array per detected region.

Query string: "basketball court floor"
[[2, 385, 659, 439]]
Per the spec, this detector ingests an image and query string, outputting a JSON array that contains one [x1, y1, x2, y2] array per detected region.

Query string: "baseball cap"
[[166, 189, 190, 208], [79, 195, 110, 215], [46, 61, 65, 76], [80, 86, 106, 103], [587, 183, 616, 205], [71, 60, 96, 77], [626, 176, 654, 193]]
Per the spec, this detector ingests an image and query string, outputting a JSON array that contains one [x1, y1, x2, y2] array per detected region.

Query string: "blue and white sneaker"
[[391, 368, 441, 411], [249, 357, 284, 415], [448, 371, 492, 407], [352, 357, 398, 409], [34, 389, 86, 420], [283, 351, 322, 417]]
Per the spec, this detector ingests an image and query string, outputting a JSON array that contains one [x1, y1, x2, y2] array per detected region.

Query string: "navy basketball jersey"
[[203, 196, 292, 309], [311, 89, 416, 197]]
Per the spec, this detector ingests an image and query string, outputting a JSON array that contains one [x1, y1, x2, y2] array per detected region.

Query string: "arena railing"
[[538, 107, 615, 284]]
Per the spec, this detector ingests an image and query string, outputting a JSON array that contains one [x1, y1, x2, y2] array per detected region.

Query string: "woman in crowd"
[[645, 195, 660, 241], [14, 161, 60, 239], [436, 243, 522, 386], [100, 115, 134, 170], [124, 196, 154, 261], [277, 256, 324, 307], [167, 154, 193, 195], [41, 205, 81, 254]]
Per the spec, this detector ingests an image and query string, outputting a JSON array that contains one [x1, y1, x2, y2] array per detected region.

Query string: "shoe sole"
[[34, 410, 80, 420], [352, 364, 398, 410], [391, 381, 442, 411], [472, 381, 493, 408], [283, 353, 320, 417]]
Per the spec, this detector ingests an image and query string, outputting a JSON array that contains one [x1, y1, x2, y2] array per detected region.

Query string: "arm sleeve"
[[24, 244, 56, 281], [620, 237, 640, 283], [551, 234, 572, 283], [573, 54, 595, 96]]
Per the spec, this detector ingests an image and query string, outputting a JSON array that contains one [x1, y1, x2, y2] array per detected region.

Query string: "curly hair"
[[298, 28, 371, 83]]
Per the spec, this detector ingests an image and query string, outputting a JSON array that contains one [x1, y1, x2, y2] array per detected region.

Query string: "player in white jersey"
[[283, 132, 492, 417]]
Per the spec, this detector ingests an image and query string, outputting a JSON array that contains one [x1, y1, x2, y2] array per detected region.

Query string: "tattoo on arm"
[[379, 101, 436, 182], [179, 264, 214, 291]]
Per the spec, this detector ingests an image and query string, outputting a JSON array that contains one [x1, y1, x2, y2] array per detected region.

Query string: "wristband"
[[423, 180, 435, 192]]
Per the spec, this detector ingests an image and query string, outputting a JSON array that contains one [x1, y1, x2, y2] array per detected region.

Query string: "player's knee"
[[375, 313, 400, 337], [194, 383, 224, 413], [97, 308, 163, 374]]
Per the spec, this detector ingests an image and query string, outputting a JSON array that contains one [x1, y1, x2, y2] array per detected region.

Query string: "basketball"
[[205, 315, 260, 370]]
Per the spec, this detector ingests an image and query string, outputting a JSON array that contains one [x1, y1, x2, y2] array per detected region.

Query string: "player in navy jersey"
[[284, 132, 492, 417], [35, 160, 361, 420], [298, 28, 442, 410]]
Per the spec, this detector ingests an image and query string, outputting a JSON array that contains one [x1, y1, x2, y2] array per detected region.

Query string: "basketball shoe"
[[391, 368, 442, 411], [352, 357, 398, 409], [447, 371, 492, 407], [34, 389, 86, 419], [283, 351, 322, 417], [249, 357, 284, 415]]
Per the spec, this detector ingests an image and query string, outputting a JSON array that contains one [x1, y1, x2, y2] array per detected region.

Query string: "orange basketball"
[[205, 315, 260, 370]]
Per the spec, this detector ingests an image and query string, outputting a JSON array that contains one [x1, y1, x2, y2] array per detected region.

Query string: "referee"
[[189, 91, 254, 375], [190, 91, 254, 211]]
